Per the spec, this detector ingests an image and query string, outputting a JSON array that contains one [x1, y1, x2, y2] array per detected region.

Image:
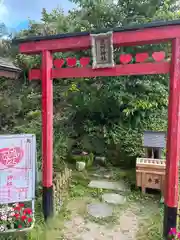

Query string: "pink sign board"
[[0, 134, 36, 204]]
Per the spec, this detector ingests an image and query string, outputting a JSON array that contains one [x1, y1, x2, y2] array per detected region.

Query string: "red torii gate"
[[13, 20, 180, 238]]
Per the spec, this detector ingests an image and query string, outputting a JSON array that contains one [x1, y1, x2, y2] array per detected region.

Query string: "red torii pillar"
[[163, 38, 180, 237], [41, 50, 54, 219]]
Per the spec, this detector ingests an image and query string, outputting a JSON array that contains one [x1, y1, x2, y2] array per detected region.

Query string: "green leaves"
[[2, 0, 179, 167]]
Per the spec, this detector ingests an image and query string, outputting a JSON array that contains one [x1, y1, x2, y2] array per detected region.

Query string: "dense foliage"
[[0, 0, 180, 169]]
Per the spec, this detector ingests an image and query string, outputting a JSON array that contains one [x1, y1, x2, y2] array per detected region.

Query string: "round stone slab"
[[102, 193, 126, 205], [87, 203, 113, 218]]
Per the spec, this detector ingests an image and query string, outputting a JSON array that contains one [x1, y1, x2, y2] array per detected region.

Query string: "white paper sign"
[[0, 134, 36, 204]]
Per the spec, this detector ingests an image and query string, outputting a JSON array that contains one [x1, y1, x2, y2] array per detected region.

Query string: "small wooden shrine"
[[0, 57, 21, 79], [136, 131, 166, 194], [143, 131, 166, 159]]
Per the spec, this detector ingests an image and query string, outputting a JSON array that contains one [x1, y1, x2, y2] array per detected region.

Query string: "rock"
[[95, 156, 106, 166], [73, 216, 85, 226], [104, 174, 111, 179], [107, 231, 129, 240], [76, 161, 86, 171], [102, 193, 126, 205], [80, 231, 96, 240], [87, 203, 113, 218], [85, 222, 99, 231], [88, 180, 127, 191], [119, 211, 138, 235]]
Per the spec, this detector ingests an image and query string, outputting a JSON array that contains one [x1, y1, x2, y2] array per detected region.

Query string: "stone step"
[[87, 202, 113, 218], [88, 180, 127, 192], [89, 173, 112, 180], [102, 193, 126, 205]]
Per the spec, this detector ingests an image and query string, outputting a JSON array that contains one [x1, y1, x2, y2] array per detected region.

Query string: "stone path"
[[61, 172, 140, 240], [63, 207, 139, 240], [61, 168, 159, 240], [63, 215, 133, 240]]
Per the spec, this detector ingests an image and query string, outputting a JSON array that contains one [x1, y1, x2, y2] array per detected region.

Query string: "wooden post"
[[41, 50, 54, 220], [163, 38, 180, 238]]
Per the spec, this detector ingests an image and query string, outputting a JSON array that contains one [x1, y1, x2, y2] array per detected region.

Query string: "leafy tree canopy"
[[1, 0, 180, 167]]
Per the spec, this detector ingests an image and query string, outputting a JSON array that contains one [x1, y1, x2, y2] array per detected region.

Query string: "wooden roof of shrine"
[[0, 57, 21, 72], [143, 131, 166, 149], [0, 57, 21, 78], [13, 19, 180, 44]]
